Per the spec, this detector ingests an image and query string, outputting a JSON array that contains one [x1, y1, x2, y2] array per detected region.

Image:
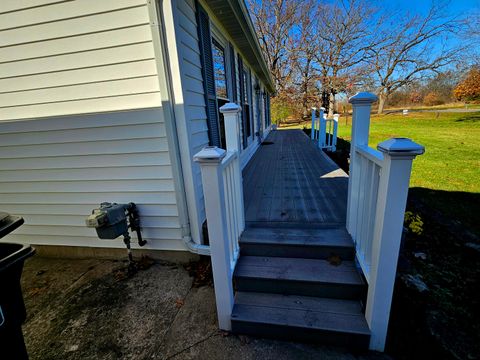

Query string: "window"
[[212, 38, 229, 149], [212, 39, 228, 100], [242, 67, 252, 139]]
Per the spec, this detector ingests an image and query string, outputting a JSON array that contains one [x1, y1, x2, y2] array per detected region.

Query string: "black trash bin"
[[0, 212, 35, 359]]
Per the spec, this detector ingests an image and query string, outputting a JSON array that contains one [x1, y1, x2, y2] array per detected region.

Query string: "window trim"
[[210, 24, 234, 102]]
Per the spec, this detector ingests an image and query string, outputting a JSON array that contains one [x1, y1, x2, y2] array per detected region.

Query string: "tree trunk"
[[322, 89, 329, 113], [328, 91, 335, 117], [377, 93, 387, 114]]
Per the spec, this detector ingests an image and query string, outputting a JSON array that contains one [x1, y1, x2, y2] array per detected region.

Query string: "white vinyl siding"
[[0, 109, 185, 251], [175, 0, 209, 227], [172, 0, 272, 236], [0, 0, 161, 121]]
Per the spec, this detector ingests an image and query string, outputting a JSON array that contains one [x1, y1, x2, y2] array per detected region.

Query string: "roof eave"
[[204, 0, 275, 93]]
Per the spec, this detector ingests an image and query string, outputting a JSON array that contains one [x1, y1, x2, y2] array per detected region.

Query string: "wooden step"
[[231, 292, 370, 349], [234, 256, 366, 299], [240, 227, 354, 260]]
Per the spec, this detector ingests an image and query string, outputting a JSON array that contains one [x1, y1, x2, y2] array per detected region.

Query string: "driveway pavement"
[[20, 255, 391, 360]]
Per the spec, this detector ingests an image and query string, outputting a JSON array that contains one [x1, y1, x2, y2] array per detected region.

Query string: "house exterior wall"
[[171, 0, 272, 241], [173, 0, 210, 241], [0, 0, 187, 251], [0, 0, 162, 120]]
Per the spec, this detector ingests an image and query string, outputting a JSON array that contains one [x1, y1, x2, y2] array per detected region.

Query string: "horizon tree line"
[[247, 0, 478, 120]]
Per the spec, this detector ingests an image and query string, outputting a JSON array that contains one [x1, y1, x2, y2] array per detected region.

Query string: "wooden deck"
[[243, 130, 348, 227]]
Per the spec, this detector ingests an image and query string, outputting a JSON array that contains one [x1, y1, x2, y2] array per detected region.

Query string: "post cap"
[[311, 107, 317, 110], [219, 102, 241, 114], [193, 146, 226, 163], [349, 92, 378, 104], [320, 107, 326, 111], [377, 138, 425, 157]]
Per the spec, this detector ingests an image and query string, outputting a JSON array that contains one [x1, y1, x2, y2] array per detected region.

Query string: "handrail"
[[220, 150, 237, 169], [355, 144, 384, 166]]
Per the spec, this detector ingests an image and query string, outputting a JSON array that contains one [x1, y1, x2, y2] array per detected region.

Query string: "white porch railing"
[[311, 107, 338, 151], [193, 103, 245, 331], [346, 92, 425, 351]]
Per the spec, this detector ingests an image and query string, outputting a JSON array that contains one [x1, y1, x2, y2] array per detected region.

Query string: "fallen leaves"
[[175, 298, 185, 309], [184, 258, 213, 288], [327, 254, 342, 266], [27, 287, 46, 296]]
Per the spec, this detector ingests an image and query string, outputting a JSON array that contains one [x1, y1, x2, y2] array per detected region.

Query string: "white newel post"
[[366, 138, 424, 351], [193, 147, 234, 331], [332, 114, 339, 151], [311, 107, 317, 140], [318, 107, 325, 148], [221, 102, 242, 152], [346, 92, 377, 236]]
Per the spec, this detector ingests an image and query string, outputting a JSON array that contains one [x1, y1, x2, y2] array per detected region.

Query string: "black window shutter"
[[238, 54, 247, 148], [229, 43, 237, 103], [196, 2, 221, 147], [266, 93, 271, 126]]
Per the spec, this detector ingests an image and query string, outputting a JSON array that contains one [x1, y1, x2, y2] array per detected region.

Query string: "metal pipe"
[[153, 0, 210, 256]]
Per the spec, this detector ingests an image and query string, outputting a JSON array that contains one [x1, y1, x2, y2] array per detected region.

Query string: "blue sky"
[[383, 0, 479, 52], [385, 0, 479, 17]]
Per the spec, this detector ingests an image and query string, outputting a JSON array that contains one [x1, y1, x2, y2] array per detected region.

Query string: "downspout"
[[152, 0, 210, 256]]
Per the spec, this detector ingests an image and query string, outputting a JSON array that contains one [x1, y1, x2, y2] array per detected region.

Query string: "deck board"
[[243, 130, 348, 226]]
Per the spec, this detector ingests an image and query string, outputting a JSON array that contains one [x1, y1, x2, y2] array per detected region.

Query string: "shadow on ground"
[[455, 112, 480, 122], [386, 188, 480, 360], [21, 256, 390, 360]]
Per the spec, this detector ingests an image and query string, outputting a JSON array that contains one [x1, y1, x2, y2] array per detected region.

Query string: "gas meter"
[[86, 202, 146, 264]]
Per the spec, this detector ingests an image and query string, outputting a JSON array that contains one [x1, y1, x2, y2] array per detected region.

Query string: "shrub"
[[423, 92, 443, 106], [453, 67, 480, 102]]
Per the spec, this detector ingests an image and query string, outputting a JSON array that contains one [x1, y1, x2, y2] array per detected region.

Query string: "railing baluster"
[[311, 107, 317, 140], [224, 165, 234, 269], [229, 164, 238, 261], [229, 166, 238, 256], [332, 115, 338, 151], [367, 164, 380, 267], [328, 119, 333, 148], [361, 159, 374, 274], [318, 107, 325, 148], [356, 156, 367, 248]]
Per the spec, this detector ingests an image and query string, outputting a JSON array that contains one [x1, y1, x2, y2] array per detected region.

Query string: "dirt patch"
[[22, 257, 193, 359], [184, 256, 213, 288]]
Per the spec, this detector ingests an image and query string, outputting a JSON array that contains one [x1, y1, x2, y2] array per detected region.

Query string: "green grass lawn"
[[336, 111, 480, 193]]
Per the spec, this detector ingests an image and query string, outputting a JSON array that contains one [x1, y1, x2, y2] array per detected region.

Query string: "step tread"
[[232, 292, 370, 335], [240, 227, 353, 248], [234, 256, 364, 286]]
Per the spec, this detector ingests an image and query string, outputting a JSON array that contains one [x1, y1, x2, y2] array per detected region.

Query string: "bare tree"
[[466, 11, 480, 38], [289, 0, 321, 116], [463, 11, 480, 65], [247, 0, 299, 92], [368, 2, 463, 113], [315, 0, 376, 116]]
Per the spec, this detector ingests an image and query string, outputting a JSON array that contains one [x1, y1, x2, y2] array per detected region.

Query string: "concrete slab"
[[19, 256, 391, 360]]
